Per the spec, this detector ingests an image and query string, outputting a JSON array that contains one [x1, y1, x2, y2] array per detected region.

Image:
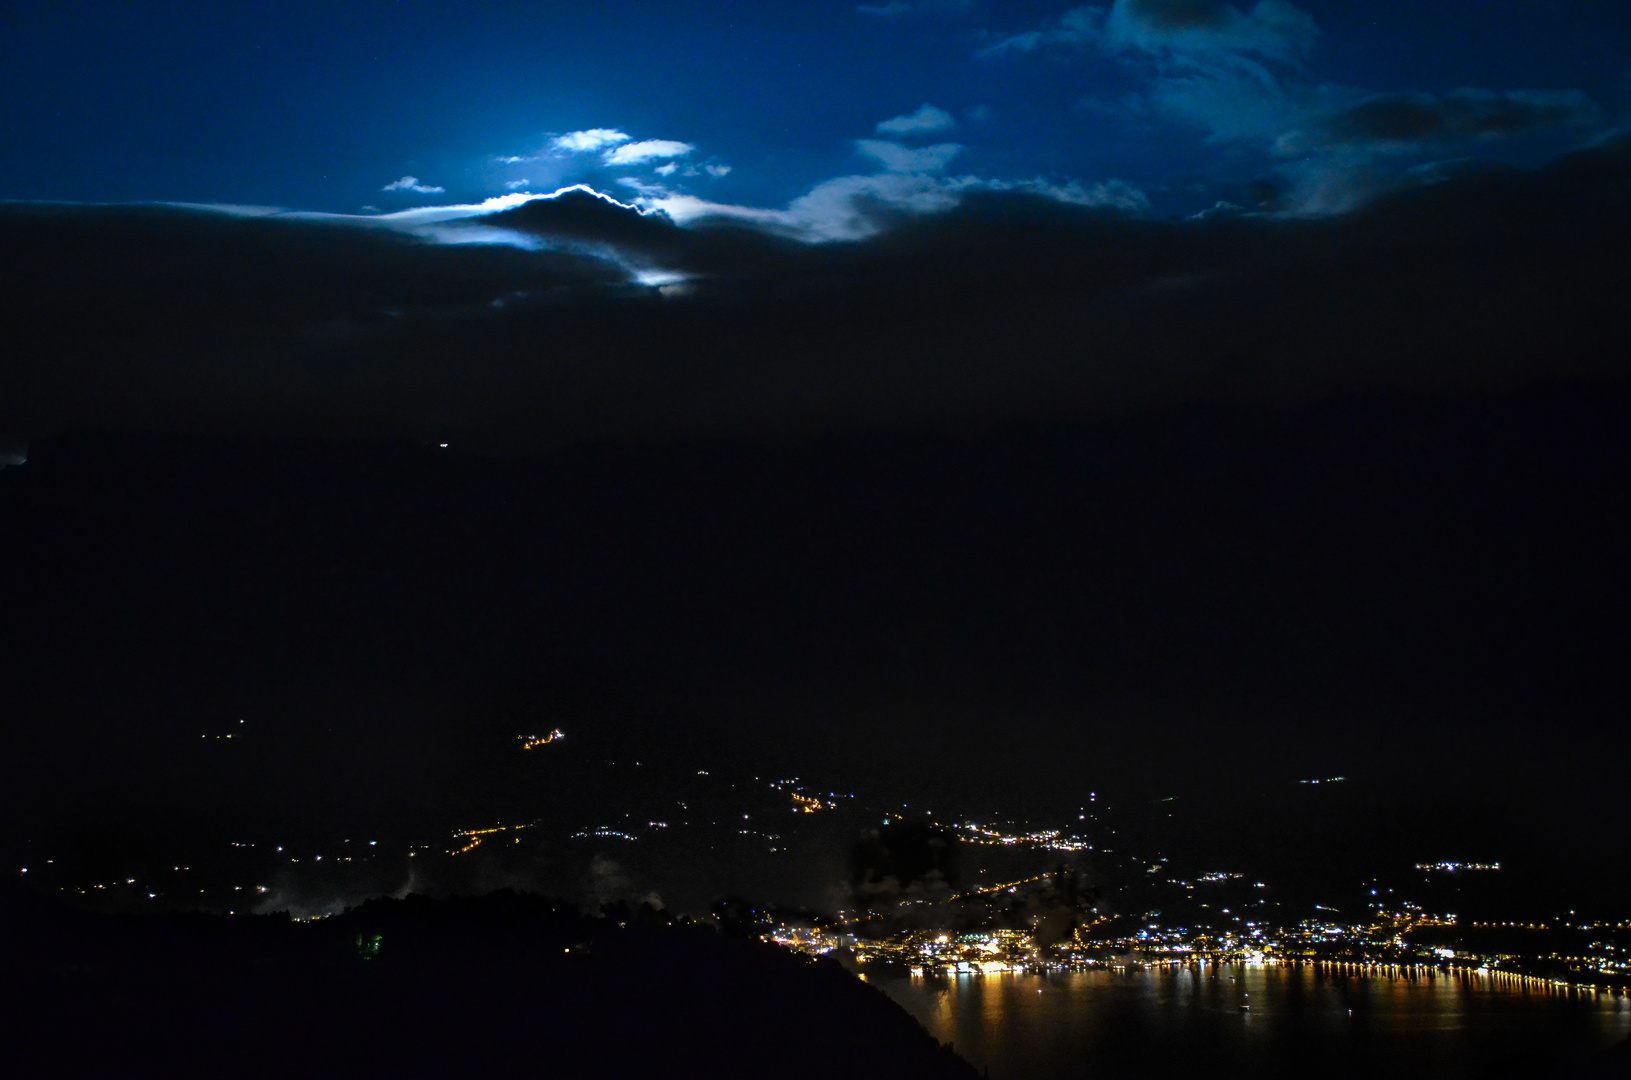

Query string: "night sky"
[[2, 2, 1629, 899], [3, 1, 1628, 216]]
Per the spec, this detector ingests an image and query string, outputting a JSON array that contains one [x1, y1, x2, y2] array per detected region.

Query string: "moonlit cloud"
[[614, 176, 670, 199], [206, 188, 614, 248], [985, 175, 1149, 211], [1142, 52, 1312, 141], [382, 176, 446, 194], [774, 172, 967, 236], [1097, 2, 1316, 145], [550, 129, 632, 153], [876, 104, 956, 136], [604, 139, 696, 165], [978, 6, 1103, 57], [641, 167, 1145, 241], [856, 140, 963, 173]]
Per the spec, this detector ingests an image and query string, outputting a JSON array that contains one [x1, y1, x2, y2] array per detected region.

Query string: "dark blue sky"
[[4, 1, 1626, 219]]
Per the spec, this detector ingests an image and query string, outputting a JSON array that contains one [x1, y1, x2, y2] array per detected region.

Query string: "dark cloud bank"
[[4, 135, 1630, 902], [1283, 88, 1602, 154], [3, 134, 1629, 451]]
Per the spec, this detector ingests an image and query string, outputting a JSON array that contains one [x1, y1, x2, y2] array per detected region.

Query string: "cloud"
[[876, 104, 956, 136], [604, 139, 695, 166], [2, 137, 1628, 453], [979, 6, 1103, 56], [583, 856, 662, 915], [503, 179, 531, 190], [1105, 0, 1318, 60], [993, 0, 1602, 160], [858, 0, 970, 16], [1276, 88, 1603, 154], [983, 1, 1314, 62], [382, 176, 446, 194], [981, 1, 1318, 138], [669, 169, 1146, 243], [984, 175, 1149, 211], [744, 172, 968, 238], [984, 0, 1608, 217], [614, 176, 671, 200], [705, 164, 731, 177], [980, 0, 1319, 136], [1262, 151, 1403, 215], [856, 140, 964, 173], [550, 129, 632, 153], [1141, 50, 1313, 141]]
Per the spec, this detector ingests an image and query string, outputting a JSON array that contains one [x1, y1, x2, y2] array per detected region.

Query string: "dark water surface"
[[875, 963, 1631, 1079]]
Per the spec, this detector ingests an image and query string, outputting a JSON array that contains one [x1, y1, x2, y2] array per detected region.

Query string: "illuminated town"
[[767, 885, 1631, 998], [519, 729, 566, 751], [11, 736, 1631, 1000]]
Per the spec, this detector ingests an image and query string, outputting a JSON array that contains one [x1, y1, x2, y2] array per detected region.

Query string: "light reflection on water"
[[875, 963, 1631, 1079]]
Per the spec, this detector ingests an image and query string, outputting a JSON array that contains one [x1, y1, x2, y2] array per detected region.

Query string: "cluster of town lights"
[[518, 729, 565, 750]]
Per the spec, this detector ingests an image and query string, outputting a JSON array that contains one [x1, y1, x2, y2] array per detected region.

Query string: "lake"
[[874, 962, 1631, 1079]]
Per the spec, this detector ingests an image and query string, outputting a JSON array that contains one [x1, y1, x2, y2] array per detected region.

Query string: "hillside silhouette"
[[1, 881, 978, 1079]]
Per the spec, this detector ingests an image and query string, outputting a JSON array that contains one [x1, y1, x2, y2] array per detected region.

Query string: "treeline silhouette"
[[1, 880, 978, 1079]]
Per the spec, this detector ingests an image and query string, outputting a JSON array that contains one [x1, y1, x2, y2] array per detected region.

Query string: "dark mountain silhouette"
[[1, 880, 978, 1079]]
